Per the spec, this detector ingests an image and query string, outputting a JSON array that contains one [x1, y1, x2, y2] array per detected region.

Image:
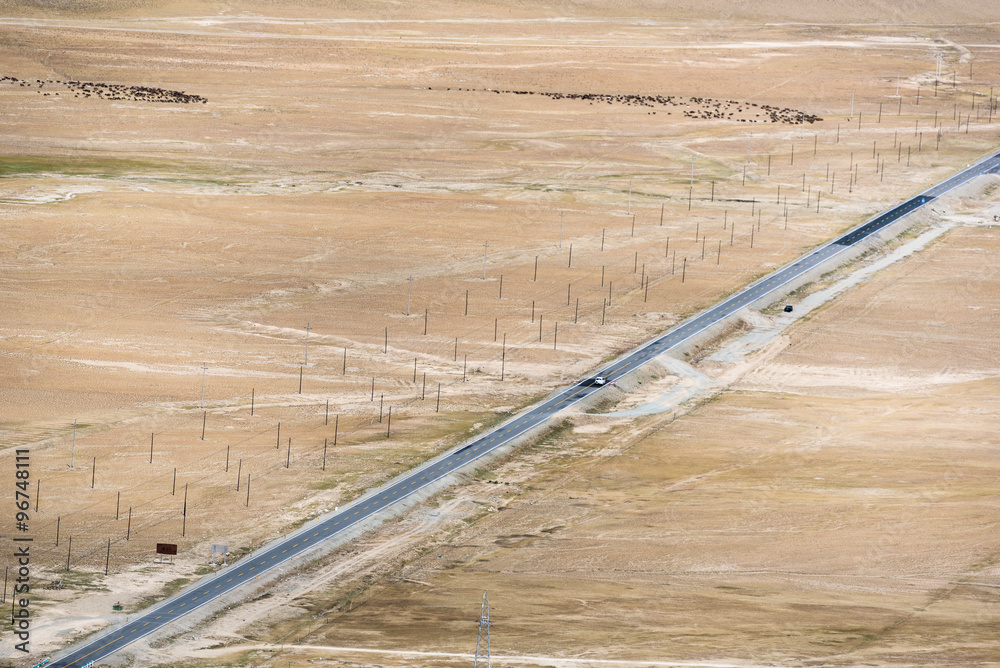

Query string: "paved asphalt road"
[[49, 150, 1000, 668]]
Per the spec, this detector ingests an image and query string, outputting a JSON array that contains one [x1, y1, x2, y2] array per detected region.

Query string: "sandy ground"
[[1, 3, 999, 665], [192, 186, 1000, 668]]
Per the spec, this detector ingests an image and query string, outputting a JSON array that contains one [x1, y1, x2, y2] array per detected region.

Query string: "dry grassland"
[[246, 209, 1000, 668], [0, 4, 998, 662]]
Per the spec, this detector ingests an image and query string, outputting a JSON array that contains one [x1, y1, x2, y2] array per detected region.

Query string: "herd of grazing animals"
[[0, 76, 207, 103], [441, 87, 822, 124], [1, 74, 816, 123]]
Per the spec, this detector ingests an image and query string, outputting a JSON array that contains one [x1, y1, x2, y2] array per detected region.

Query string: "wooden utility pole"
[[501, 334, 506, 381]]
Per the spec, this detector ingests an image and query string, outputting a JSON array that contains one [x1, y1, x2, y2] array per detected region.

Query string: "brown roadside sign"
[[156, 543, 178, 555]]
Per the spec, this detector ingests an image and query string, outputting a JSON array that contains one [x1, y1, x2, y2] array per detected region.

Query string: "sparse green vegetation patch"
[[0, 154, 165, 177]]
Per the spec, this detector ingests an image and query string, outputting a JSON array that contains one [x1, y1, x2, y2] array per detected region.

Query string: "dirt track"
[[1, 4, 999, 664], [247, 196, 1000, 668]]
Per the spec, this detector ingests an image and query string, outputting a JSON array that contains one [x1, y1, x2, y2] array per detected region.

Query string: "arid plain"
[[0, 3, 998, 666]]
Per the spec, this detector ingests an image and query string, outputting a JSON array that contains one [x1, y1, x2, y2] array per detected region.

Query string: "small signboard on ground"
[[156, 543, 178, 563], [156, 543, 178, 555], [211, 544, 228, 565]]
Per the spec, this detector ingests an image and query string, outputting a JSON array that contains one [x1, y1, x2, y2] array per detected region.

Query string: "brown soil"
[[241, 206, 1000, 668], [0, 5, 999, 664]]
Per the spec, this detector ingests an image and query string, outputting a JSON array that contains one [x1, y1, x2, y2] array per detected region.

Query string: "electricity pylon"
[[473, 589, 491, 668]]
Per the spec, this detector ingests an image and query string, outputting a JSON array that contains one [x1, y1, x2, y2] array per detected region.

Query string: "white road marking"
[[51, 152, 1000, 668]]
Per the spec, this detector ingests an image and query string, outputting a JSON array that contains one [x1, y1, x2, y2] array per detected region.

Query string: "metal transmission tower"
[[473, 589, 492, 668]]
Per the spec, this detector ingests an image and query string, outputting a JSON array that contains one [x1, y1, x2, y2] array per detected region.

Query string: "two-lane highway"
[[49, 149, 1000, 668]]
